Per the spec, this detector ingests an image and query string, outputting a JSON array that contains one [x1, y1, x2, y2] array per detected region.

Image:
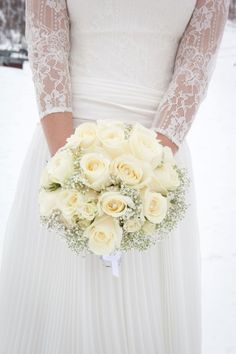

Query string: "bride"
[[0, 0, 229, 353]]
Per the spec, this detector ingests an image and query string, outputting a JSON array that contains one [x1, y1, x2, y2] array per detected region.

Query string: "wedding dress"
[[0, 0, 229, 353]]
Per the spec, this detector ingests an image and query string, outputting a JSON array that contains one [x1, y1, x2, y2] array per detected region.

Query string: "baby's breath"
[[63, 226, 90, 256], [118, 182, 143, 221], [153, 166, 191, 239], [40, 209, 91, 255], [120, 228, 156, 251], [124, 123, 134, 139]]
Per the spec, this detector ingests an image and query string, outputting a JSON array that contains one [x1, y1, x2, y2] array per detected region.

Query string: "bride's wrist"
[[40, 112, 74, 157], [155, 132, 179, 155]]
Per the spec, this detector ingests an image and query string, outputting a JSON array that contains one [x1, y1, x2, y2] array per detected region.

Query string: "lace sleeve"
[[151, 0, 230, 148], [25, 0, 72, 120]]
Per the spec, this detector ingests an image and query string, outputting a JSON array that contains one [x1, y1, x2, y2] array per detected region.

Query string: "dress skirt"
[[0, 117, 201, 354]]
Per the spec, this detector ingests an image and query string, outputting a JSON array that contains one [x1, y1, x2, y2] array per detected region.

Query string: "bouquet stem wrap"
[[100, 251, 123, 277]]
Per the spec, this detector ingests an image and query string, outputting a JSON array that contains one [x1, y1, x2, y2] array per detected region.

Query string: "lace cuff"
[[151, 0, 230, 147], [25, 0, 72, 120]]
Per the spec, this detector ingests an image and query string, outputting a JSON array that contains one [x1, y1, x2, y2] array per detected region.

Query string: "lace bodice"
[[25, 0, 230, 148]]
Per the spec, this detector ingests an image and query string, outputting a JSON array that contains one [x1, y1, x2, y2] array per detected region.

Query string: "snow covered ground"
[[0, 22, 236, 354]]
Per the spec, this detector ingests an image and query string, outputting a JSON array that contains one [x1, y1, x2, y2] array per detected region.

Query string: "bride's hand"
[[41, 112, 74, 157], [156, 132, 179, 155]]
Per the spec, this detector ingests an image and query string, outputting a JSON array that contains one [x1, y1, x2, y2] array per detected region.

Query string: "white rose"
[[96, 119, 126, 130], [73, 122, 100, 149], [83, 189, 98, 202], [38, 188, 62, 217], [97, 191, 135, 217], [152, 162, 180, 192], [65, 133, 82, 150], [142, 189, 168, 224], [57, 189, 85, 225], [162, 146, 176, 166], [123, 217, 144, 232], [96, 123, 129, 158], [131, 122, 157, 138], [77, 218, 92, 229], [47, 149, 74, 185], [142, 220, 156, 235], [128, 123, 163, 167], [80, 152, 111, 191], [84, 215, 122, 255], [39, 166, 53, 188], [110, 155, 152, 189], [77, 201, 97, 220]]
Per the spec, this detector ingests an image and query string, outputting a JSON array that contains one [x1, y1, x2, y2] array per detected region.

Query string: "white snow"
[[0, 22, 236, 354]]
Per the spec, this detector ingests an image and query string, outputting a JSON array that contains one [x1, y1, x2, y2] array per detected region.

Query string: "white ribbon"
[[101, 251, 123, 277]]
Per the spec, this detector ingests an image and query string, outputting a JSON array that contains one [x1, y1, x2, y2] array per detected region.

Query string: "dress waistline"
[[71, 76, 164, 128]]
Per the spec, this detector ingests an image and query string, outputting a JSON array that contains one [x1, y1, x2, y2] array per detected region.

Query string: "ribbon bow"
[[101, 251, 123, 277]]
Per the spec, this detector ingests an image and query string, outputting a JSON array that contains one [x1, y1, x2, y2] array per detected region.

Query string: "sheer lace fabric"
[[25, 0, 72, 120], [151, 0, 230, 147], [25, 0, 229, 147]]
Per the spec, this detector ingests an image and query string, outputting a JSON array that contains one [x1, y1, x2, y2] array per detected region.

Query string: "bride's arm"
[[25, 0, 73, 156], [151, 0, 230, 153]]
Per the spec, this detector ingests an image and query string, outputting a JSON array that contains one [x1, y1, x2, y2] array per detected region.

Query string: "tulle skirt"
[[0, 118, 201, 354]]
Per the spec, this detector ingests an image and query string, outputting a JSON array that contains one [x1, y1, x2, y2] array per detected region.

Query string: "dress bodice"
[[25, 0, 230, 147], [66, 0, 196, 129], [67, 0, 196, 91]]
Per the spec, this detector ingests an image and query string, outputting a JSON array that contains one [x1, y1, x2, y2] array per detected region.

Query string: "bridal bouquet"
[[38, 120, 190, 277]]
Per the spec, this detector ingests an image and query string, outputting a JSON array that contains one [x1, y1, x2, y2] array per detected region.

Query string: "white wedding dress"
[[0, 1, 229, 353]]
